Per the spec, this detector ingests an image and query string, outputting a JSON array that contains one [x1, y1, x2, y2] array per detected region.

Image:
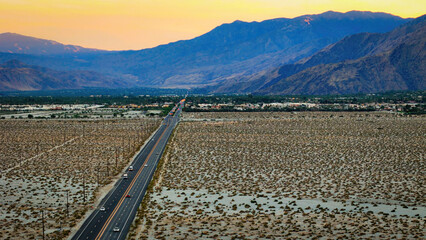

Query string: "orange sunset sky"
[[0, 0, 425, 50]]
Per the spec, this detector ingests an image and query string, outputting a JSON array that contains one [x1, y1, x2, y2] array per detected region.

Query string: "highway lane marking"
[[95, 154, 150, 240], [73, 126, 166, 239], [116, 143, 165, 240], [95, 121, 171, 240], [107, 169, 152, 240], [95, 157, 149, 240], [106, 118, 177, 240], [77, 106, 182, 240], [73, 175, 126, 240], [73, 179, 126, 240], [74, 126, 165, 239]]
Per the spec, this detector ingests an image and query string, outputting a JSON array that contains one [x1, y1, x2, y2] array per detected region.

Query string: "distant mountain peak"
[[215, 15, 425, 95], [3, 32, 18, 36], [232, 20, 245, 24], [344, 10, 400, 18], [0, 32, 107, 55], [297, 10, 405, 21], [0, 11, 413, 91]]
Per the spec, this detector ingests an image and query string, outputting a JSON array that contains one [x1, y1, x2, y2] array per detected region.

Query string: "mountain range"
[[0, 32, 105, 55], [0, 10, 424, 94], [212, 15, 426, 95], [0, 60, 134, 91]]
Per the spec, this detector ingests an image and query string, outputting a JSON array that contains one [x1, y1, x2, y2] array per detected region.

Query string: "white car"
[[113, 227, 120, 232], [145, 164, 148, 167], [100, 207, 105, 211]]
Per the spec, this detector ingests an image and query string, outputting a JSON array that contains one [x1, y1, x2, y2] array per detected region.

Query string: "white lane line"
[[98, 124, 169, 239], [100, 111, 180, 239], [73, 176, 125, 240], [116, 130, 168, 240], [74, 126, 165, 239]]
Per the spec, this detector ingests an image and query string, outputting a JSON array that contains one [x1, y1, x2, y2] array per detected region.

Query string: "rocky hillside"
[[213, 15, 425, 95], [0, 11, 409, 89], [0, 60, 134, 91], [0, 33, 106, 55]]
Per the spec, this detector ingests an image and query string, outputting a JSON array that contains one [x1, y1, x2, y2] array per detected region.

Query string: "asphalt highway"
[[71, 100, 184, 240]]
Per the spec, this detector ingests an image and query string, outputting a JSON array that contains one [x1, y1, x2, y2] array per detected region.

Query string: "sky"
[[0, 0, 425, 50]]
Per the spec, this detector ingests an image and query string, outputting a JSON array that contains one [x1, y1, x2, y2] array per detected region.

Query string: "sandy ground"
[[132, 112, 425, 239], [66, 124, 162, 239], [0, 118, 160, 240]]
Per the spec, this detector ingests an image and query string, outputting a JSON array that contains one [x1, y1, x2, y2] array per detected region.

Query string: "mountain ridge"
[[0, 11, 414, 92], [90, 11, 409, 87], [0, 32, 107, 55], [212, 15, 425, 95], [0, 60, 136, 91]]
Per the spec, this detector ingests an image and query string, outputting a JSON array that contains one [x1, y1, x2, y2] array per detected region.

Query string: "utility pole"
[[115, 147, 118, 169], [51, 131, 54, 148], [128, 136, 131, 152], [59, 215, 62, 232], [97, 167, 100, 186], [83, 174, 86, 204], [41, 209, 45, 240], [66, 190, 69, 218], [122, 135, 124, 149]]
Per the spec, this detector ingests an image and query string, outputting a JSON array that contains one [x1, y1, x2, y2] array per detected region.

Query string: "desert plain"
[[133, 112, 425, 239], [0, 118, 160, 239]]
